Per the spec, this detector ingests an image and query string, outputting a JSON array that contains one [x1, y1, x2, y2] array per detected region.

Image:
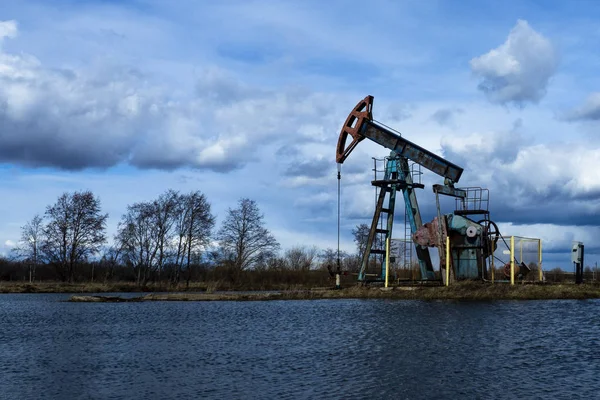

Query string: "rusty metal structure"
[[336, 95, 499, 283]]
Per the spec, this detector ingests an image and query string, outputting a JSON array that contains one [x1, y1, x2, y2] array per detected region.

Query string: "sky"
[[0, 0, 600, 270]]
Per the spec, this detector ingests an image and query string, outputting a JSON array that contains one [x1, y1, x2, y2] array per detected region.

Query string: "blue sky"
[[1, 0, 600, 269]]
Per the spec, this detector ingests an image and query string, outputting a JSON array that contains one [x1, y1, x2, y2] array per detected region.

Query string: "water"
[[1, 294, 599, 399]]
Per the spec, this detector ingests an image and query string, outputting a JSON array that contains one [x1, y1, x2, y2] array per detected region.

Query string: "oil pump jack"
[[336, 96, 499, 283]]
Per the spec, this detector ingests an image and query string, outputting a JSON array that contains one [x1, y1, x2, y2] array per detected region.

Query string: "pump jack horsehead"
[[335, 96, 500, 284]]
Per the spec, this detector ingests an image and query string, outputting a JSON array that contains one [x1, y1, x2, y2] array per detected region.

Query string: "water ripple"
[[0, 295, 599, 399]]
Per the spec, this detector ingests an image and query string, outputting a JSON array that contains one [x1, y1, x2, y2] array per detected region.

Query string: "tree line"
[[9, 191, 589, 287], [6, 190, 368, 286]]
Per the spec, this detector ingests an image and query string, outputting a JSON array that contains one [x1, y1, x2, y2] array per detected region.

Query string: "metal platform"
[[371, 179, 425, 190]]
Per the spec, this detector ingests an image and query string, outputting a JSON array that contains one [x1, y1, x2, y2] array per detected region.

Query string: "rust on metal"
[[413, 216, 449, 268], [336, 95, 373, 163], [413, 217, 446, 248], [363, 122, 463, 183]]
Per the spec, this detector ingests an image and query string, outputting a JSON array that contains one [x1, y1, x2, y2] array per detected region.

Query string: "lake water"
[[1, 294, 599, 399]]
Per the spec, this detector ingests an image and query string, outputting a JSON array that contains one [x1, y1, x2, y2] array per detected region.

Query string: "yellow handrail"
[[385, 237, 390, 288]]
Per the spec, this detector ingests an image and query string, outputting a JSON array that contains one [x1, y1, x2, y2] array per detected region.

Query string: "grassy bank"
[[0, 279, 330, 294], [0, 281, 316, 294], [0, 281, 174, 293], [66, 282, 600, 302]]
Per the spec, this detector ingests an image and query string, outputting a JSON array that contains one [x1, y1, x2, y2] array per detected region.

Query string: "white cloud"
[[0, 21, 344, 172], [496, 223, 599, 253], [441, 130, 600, 229], [0, 20, 17, 42], [470, 20, 558, 105], [1, 3, 599, 268], [4, 239, 16, 248], [442, 130, 600, 195]]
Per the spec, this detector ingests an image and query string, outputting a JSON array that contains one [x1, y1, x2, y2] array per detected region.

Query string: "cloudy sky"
[[0, 0, 599, 269]]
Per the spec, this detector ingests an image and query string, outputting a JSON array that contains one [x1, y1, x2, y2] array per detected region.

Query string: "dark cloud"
[[511, 118, 523, 131], [195, 67, 259, 104], [441, 130, 600, 227], [276, 145, 301, 158], [0, 32, 341, 173], [284, 158, 330, 178], [295, 198, 334, 219], [563, 93, 600, 121], [490, 200, 600, 227], [344, 127, 600, 230], [385, 103, 414, 121], [430, 108, 463, 127], [342, 160, 368, 175]]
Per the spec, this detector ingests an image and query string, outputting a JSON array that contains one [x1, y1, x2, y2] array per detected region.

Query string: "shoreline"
[[64, 283, 600, 302], [2, 281, 600, 301]]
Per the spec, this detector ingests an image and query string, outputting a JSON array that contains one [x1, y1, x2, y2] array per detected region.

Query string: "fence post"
[[538, 239, 543, 282], [510, 236, 515, 285], [491, 246, 495, 284], [385, 237, 390, 288], [445, 235, 450, 286]]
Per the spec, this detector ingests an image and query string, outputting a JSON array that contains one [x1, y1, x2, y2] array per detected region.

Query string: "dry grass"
[[64, 282, 600, 302], [0, 279, 330, 294], [0, 281, 243, 294], [0, 281, 170, 293]]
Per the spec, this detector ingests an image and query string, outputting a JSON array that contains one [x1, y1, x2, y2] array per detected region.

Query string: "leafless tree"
[[116, 201, 159, 286], [352, 223, 384, 265], [352, 223, 370, 260], [262, 255, 286, 271], [117, 190, 214, 286], [12, 214, 44, 282], [152, 190, 179, 280], [319, 247, 354, 277], [217, 198, 280, 272], [99, 245, 122, 283], [176, 191, 215, 286], [284, 245, 318, 271], [319, 248, 338, 268], [41, 191, 108, 282]]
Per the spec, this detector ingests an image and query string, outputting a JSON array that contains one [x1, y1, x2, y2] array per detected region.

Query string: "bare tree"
[[217, 198, 280, 271], [262, 254, 286, 271], [99, 245, 122, 283], [179, 191, 215, 286], [117, 190, 215, 286], [284, 245, 318, 271], [42, 191, 108, 282], [352, 223, 385, 263], [116, 201, 159, 286], [352, 223, 370, 260], [152, 190, 179, 280], [319, 248, 338, 269], [319, 248, 352, 272], [12, 214, 44, 282]]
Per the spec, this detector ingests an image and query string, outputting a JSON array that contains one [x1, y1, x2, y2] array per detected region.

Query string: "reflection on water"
[[1, 294, 599, 399]]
